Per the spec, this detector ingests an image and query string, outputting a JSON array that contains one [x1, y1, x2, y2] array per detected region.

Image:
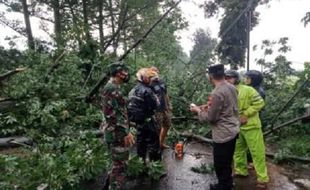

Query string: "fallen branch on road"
[[0, 136, 33, 148], [265, 152, 310, 164], [264, 114, 310, 137]]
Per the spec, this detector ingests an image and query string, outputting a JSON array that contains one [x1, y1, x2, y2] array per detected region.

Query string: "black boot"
[[210, 183, 233, 190]]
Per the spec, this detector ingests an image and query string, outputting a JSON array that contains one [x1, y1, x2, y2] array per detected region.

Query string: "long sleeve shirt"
[[237, 84, 265, 130], [198, 81, 240, 143], [101, 79, 129, 144]]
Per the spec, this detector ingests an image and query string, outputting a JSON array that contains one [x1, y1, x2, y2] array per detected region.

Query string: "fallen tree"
[[0, 136, 32, 148], [264, 114, 310, 137], [173, 130, 310, 164]]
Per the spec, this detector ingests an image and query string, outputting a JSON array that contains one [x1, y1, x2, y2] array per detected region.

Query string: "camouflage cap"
[[108, 61, 128, 76]]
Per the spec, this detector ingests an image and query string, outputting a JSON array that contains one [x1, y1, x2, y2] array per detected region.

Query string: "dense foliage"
[[0, 0, 309, 189]]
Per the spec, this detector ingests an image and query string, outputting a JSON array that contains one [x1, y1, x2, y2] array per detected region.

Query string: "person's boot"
[[102, 174, 110, 190], [210, 183, 234, 190]]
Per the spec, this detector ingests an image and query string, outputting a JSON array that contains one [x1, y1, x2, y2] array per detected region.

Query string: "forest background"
[[0, 0, 309, 189]]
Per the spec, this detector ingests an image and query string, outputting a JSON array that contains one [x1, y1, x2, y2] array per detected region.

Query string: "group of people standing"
[[100, 62, 171, 190], [190, 64, 268, 190], [100, 61, 268, 190]]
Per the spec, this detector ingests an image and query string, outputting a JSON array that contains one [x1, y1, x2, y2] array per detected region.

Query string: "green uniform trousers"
[[234, 128, 269, 183], [109, 145, 129, 190]]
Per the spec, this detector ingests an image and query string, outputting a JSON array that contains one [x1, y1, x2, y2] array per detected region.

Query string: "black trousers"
[[213, 135, 238, 190], [136, 118, 162, 162]]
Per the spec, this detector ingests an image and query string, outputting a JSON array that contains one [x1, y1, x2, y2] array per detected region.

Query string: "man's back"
[[128, 82, 158, 124], [151, 79, 167, 112]]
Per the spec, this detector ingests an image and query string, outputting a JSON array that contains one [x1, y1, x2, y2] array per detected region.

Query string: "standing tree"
[[302, 11, 310, 27], [201, 0, 270, 69], [21, 0, 35, 50], [189, 28, 217, 66]]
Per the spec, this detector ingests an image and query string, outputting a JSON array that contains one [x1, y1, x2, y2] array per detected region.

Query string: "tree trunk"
[[108, 0, 117, 55], [98, 0, 105, 53], [0, 137, 32, 148], [21, 0, 34, 50], [86, 0, 182, 99], [68, 0, 82, 48], [52, 0, 63, 49], [82, 0, 91, 42]]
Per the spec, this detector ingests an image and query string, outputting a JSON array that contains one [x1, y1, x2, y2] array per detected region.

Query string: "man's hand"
[[190, 104, 201, 113], [240, 115, 248, 125], [199, 105, 208, 111], [124, 132, 135, 147]]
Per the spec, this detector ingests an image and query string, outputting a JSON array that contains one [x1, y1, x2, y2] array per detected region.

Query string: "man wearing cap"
[[128, 68, 162, 162], [225, 70, 268, 189], [100, 62, 135, 190], [190, 64, 239, 190], [149, 66, 172, 149]]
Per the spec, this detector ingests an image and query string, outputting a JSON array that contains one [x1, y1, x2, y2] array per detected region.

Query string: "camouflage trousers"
[[108, 144, 130, 190], [136, 118, 162, 162]]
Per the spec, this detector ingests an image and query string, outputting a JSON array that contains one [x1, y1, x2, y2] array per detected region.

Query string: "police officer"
[[225, 70, 269, 189], [128, 68, 162, 162], [100, 62, 135, 190], [190, 64, 239, 190]]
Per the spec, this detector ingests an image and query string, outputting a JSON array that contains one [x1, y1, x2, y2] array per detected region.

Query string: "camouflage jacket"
[[100, 79, 129, 144]]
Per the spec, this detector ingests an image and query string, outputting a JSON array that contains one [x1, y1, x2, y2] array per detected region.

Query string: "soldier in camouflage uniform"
[[100, 62, 135, 190]]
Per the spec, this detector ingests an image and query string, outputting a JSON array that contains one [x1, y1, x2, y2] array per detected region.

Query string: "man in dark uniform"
[[100, 62, 135, 190], [128, 68, 162, 162], [190, 64, 239, 190]]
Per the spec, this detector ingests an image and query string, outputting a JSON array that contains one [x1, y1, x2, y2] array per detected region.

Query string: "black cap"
[[208, 64, 224, 75]]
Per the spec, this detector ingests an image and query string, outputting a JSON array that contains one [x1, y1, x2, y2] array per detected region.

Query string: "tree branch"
[[268, 78, 309, 131], [264, 114, 310, 136], [86, 0, 182, 100], [118, 0, 182, 61]]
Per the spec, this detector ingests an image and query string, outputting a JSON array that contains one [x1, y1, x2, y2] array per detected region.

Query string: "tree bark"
[[177, 132, 213, 144], [0, 98, 16, 112], [265, 152, 310, 164], [108, 0, 117, 55], [82, 0, 91, 42], [21, 0, 35, 50], [52, 0, 63, 49], [264, 115, 310, 136], [98, 0, 105, 53], [0, 137, 32, 148], [68, 0, 82, 48]]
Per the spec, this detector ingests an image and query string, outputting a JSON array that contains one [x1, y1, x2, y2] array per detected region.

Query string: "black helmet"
[[244, 70, 263, 87], [225, 70, 240, 84]]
